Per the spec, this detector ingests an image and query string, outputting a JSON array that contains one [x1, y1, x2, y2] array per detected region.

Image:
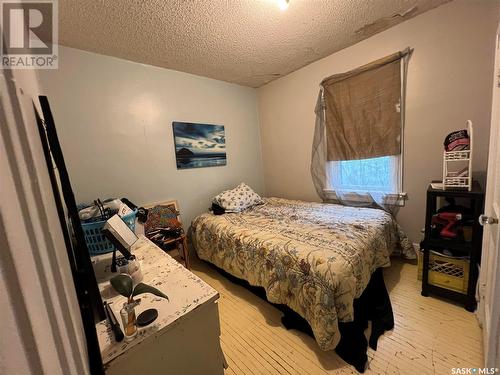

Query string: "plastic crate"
[[81, 210, 137, 256], [417, 250, 469, 294]]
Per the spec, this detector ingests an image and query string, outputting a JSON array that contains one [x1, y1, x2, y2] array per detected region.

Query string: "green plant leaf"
[[132, 283, 169, 301], [110, 274, 133, 298]]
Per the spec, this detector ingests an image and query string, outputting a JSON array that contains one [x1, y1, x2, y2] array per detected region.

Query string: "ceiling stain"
[[355, 5, 420, 37]]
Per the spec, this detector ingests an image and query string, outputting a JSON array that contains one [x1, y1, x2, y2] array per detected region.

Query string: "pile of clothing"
[[144, 205, 184, 251]]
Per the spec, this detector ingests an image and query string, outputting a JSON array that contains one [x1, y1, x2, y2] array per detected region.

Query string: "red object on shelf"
[[432, 212, 462, 238]]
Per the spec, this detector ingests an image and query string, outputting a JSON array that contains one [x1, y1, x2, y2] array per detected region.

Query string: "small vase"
[[120, 301, 139, 341]]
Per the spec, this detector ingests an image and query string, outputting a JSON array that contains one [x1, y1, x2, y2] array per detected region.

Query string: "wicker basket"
[[417, 250, 469, 294], [81, 210, 137, 256]]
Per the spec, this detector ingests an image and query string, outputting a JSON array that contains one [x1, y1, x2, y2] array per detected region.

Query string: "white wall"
[[257, 0, 499, 242], [38, 46, 264, 226]]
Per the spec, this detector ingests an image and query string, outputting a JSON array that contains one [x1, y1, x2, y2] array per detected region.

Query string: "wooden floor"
[[191, 258, 483, 374]]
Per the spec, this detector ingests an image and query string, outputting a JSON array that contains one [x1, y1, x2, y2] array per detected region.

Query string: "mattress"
[[191, 197, 413, 350]]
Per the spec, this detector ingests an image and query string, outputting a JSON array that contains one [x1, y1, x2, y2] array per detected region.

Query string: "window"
[[328, 155, 400, 194], [326, 155, 403, 205], [311, 49, 411, 208]]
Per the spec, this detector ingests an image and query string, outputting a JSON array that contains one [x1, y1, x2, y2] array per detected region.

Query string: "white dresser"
[[94, 236, 225, 375]]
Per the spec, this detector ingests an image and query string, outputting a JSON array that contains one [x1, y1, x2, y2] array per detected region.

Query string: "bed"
[[191, 197, 413, 370]]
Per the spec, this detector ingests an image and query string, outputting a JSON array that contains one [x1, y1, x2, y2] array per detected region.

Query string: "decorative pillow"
[[144, 205, 182, 234], [212, 183, 263, 213]]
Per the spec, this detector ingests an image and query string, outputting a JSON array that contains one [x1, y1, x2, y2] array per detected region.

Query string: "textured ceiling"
[[59, 0, 451, 87]]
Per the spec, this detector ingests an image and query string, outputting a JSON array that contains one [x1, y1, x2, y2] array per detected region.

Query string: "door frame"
[[478, 23, 500, 369], [0, 68, 89, 373]]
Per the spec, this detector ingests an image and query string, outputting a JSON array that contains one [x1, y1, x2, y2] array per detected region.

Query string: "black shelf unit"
[[421, 182, 484, 311]]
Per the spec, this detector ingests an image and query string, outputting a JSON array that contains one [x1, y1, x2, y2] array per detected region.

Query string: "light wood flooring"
[[191, 258, 483, 375]]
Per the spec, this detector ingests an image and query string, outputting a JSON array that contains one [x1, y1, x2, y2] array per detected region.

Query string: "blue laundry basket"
[[81, 210, 137, 256]]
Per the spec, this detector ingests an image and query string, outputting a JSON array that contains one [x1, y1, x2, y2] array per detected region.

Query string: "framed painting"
[[172, 122, 227, 169]]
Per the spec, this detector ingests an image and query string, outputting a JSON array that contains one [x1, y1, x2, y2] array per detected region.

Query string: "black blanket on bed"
[[210, 265, 393, 373]]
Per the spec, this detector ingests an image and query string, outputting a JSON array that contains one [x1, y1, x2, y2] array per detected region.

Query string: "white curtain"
[[326, 156, 404, 215], [310, 91, 330, 202]]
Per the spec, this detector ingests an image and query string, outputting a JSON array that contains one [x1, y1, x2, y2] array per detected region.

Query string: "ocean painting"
[[172, 122, 227, 169]]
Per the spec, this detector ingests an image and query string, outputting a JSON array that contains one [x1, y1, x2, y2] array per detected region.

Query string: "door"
[[478, 28, 500, 369]]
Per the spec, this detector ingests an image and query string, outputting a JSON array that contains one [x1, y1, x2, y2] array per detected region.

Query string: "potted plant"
[[110, 274, 168, 340]]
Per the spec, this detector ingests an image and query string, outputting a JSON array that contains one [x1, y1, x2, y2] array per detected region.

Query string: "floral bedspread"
[[191, 198, 413, 350]]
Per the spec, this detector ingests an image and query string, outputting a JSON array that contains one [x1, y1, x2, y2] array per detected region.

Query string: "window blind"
[[321, 51, 408, 162]]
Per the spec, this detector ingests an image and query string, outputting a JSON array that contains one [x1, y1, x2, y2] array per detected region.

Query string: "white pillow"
[[213, 183, 263, 212]]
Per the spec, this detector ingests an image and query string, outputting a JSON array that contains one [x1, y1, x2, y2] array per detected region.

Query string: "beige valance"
[[322, 50, 409, 161]]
